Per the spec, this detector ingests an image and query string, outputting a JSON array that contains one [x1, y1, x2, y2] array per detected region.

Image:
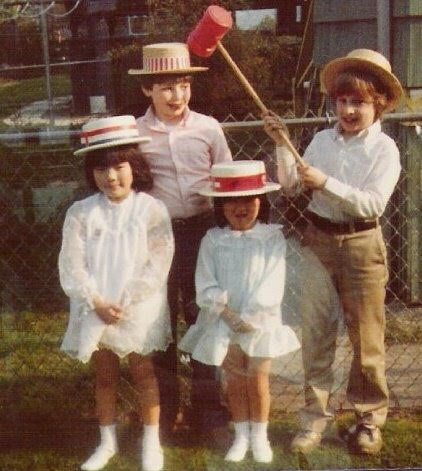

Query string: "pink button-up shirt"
[[137, 106, 232, 219]]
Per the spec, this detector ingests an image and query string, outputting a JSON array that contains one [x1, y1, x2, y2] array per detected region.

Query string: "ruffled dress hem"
[[179, 317, 300, 366], [61, 334, 173, 364]]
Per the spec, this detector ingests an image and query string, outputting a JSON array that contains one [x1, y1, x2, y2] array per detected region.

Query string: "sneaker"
[[225, 437, 249, 462], [290, 430, 322, 454], [251, 438, 273, 463], [142, 443, 164, 471], [340, 424, 382, 455], [80, 445, 116, 471]]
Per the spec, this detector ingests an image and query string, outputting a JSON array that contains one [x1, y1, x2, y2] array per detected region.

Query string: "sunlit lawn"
[[0, 74, 71, 131], [0, 311, 421, 470]]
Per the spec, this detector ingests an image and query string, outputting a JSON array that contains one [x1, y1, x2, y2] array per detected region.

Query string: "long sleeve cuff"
[[276, 146, 300, 192], [323, 176, 351, 200], [276, 145, 296, 166]]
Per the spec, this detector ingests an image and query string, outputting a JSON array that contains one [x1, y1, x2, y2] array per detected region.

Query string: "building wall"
[[393, 0, 422, 88], [313, 0, 422, 88]]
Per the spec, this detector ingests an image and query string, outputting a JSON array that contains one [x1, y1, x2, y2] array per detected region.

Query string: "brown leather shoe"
[[340, 423, 383, 454], [356, 425, 383, 454]]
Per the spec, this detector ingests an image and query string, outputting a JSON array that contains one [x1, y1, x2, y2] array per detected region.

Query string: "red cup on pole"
[[187, 5, 233, 57], [187, 4, 306, 167]]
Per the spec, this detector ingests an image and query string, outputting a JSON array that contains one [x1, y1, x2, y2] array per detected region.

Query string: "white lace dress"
[[59, 190, 174, 363], [179, 223, 300, 365]]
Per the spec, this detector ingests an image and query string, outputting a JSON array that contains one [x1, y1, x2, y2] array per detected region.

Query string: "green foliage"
[[0, 16, 42, 66], [148, 0, 252, 39], [112, 30, 299, 119]]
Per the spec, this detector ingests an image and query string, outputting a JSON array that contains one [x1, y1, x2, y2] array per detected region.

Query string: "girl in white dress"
[[59, 116, 174, 471], [179, 160, 300, 464]]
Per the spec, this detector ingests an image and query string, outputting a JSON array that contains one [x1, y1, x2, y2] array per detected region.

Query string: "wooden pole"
[[216, 41, 306, 167]]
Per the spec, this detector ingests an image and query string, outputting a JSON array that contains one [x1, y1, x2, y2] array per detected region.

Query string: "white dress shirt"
[[276, 120, 401, 221], [137, 106, 232, 219]]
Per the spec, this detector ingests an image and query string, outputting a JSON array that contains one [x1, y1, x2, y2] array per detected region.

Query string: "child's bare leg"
[[222, 345, 250, 462], [82, 349, 120, 471], [222, 344, 249, 421], [93, 349, 120, 425], [128, 353, 160, 425], [247, 357, 273, 464], [247, 357, 272, 422], [129, 352, 163, 471]]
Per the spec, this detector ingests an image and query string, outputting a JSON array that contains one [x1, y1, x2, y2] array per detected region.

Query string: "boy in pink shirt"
[[129, 42, 232, 435]]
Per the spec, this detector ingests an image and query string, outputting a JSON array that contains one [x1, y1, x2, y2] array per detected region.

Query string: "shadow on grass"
[[0, 413, 422, 470]]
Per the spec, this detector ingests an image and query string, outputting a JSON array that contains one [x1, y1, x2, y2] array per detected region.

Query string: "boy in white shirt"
[[263, 49, 403, 455], [129, 42, 232, 435]]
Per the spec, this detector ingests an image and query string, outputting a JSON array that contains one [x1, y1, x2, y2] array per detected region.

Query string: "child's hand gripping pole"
[[188, 4, 306, 168]]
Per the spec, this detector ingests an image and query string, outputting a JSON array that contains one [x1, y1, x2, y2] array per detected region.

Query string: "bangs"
[[141, 74, 193, 90], [331, 68, 389, 119], [332, 69, 387, 101], [86, 146, 132, 169], [84, 144, 153, 193], [333, 73, 373, 101], [213, 194, 270, 227]]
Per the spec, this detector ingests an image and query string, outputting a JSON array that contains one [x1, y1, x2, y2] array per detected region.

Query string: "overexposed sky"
[[235, 8, 277, 31]]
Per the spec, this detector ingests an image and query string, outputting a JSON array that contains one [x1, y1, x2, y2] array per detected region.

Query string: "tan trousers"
[[299, 223, 389, 433]]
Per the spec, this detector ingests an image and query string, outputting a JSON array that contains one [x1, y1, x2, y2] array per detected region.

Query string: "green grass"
[[0, 414, 421, 470], [0, 311, 421, 470], [385, 312, 422, 345], [0, 74, 71, 130]]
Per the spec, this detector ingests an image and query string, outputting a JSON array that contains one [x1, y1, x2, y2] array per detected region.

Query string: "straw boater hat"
[[320, 48, 403, 111], [199, 160, 280, 197], [128, 42, 208, 75], [74, 115, 151, 156]]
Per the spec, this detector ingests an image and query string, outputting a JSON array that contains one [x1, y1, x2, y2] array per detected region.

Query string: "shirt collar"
[[143, 105, 192, 131], [220, 222, 282, 241], [100, 189, 134, 209], [333, 119, 381, 143]]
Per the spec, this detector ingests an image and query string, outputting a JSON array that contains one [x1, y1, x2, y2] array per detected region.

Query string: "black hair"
[[84, 144, 153, 193], [213, 193, 271, 228], [141, 74, 193, 91]]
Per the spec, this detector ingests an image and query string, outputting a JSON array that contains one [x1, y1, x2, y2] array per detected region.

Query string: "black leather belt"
[[308, 212, 378, 235]]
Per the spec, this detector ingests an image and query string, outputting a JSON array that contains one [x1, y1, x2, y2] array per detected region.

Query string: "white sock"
[[99, 424, 117, 451], [251, 421, 268, 442], [80, 425, 117, 471], [234, 421, 250, 442], [143, 424, 160, 447]]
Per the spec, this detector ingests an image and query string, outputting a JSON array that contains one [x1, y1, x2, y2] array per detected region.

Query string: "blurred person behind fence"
[[58, 115, 174, 471], [129, 42, 232, 434], [263, 48, 403, 455]]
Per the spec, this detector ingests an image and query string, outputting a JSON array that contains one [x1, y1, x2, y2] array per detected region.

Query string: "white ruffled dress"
[[59, 191, 174, 363], [179, 223, 300, 365]]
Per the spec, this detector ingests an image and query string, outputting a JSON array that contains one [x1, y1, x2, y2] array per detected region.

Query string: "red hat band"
[[212, 173, 266, 192]]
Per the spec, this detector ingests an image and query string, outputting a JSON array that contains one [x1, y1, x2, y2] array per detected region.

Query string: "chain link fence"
[[0, 111, 421, 427], [222, 111, 422, 415]]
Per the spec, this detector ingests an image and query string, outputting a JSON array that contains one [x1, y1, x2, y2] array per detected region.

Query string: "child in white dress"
[[179, 160, 300, 463], [59, 116, 174, 471]]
